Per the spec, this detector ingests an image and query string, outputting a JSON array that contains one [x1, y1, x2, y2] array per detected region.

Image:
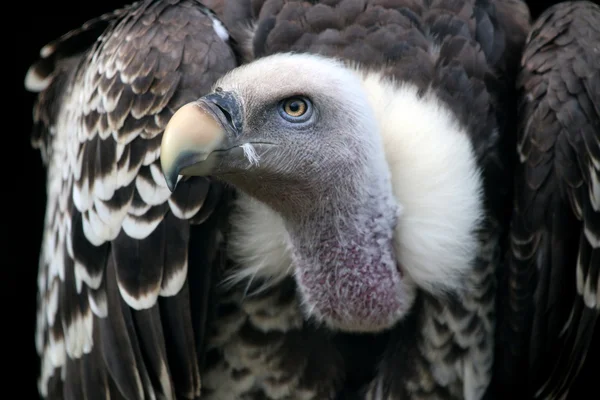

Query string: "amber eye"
[[283, 98, 307, 117], [279, 96, 312, 123]]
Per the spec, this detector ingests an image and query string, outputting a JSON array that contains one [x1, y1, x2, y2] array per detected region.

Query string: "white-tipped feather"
[[64, 308, 94, 358], [584, 224, 600, 248], [88, 288, 108, 318], [46, 279, 60, 326], [73, 178, 94, 213], [74, 261, 104, 290], [590, 164, 599, 211], [25, 66, 53, 92], [82, 209, 109, 246], [129, 196, 153, 216], [36, 303, 46, 354], [143, 142, 162, 165], [121, 212, 164, 239], [135, 172, 172, 206], [583, 272, 597, 309], [159, 264, 188, 296], [92, 199, 129, 239], [93, 170, 118, 201], [48, 334, 66, 367], [150, 162, 168, 188], [168, 195, 204, 219], [117, 280, 160, 310], [38, 352, 55, 397]]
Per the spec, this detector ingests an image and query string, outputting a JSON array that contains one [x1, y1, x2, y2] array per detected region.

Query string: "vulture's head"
[[162, 54, 382, 208], [161, 53, 484, 333]]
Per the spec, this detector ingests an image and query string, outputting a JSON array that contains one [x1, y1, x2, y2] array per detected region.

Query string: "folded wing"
[[27, 1, 237, 398], [501, 2, 600, 397]]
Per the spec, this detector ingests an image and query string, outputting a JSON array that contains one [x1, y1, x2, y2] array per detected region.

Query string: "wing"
[[27, 1, 238, 398], [499, 1, 600, 398]]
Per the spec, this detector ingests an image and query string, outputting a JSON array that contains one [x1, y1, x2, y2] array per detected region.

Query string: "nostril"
[[215, 104, 234, 127]]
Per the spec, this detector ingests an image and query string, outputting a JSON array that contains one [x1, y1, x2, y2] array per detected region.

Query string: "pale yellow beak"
[[160, 102, 226, 191]]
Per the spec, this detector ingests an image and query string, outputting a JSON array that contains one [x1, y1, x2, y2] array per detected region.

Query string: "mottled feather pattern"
[[497, 2, 600, 399], [25, 5, 133, 94], [27, 0, 543, 399], [200, 278, 346, 400], [32, 1, 237, 398], [366, 227, 499, 400]]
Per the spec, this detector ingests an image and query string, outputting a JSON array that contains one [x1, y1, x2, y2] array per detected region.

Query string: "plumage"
[[29, 1, 237, 398], [24, 1, 597, 400], [493, 2, 600, 399]]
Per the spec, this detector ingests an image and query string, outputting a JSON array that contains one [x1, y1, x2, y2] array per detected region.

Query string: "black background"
[[5, 0, 591, 397]]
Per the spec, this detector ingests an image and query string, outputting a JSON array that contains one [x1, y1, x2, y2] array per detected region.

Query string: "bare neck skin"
[[260, 155, 407, 332]]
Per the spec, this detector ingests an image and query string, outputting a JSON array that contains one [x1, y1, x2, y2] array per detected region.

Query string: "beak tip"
[[161, 158, 179, 192], [163, 169, 179, 192], [166, 178, 177, 193]]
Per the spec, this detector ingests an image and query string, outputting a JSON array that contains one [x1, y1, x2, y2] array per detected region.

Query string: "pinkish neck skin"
[[286, 178, 408, 333]]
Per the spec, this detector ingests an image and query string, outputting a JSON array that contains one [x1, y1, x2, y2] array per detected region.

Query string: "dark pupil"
[[288, 101, 301, 113]]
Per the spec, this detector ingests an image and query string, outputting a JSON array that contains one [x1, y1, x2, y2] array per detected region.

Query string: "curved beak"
[[160, 91, 242, 191]]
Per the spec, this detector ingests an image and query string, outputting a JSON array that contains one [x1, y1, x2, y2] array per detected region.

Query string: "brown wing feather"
[[29, 1, 238, 398], [501, 2, 600, 398]]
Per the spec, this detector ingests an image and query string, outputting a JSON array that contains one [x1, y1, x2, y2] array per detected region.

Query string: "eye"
[[283, 98, 307, 117], [278, 96, 312, 123]]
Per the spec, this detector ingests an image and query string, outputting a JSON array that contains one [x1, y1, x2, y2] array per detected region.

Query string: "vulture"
[[24, 0, 598, 399]]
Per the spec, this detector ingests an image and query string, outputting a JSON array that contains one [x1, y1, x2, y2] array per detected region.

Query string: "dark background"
[[4, 0, 588, 397]]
